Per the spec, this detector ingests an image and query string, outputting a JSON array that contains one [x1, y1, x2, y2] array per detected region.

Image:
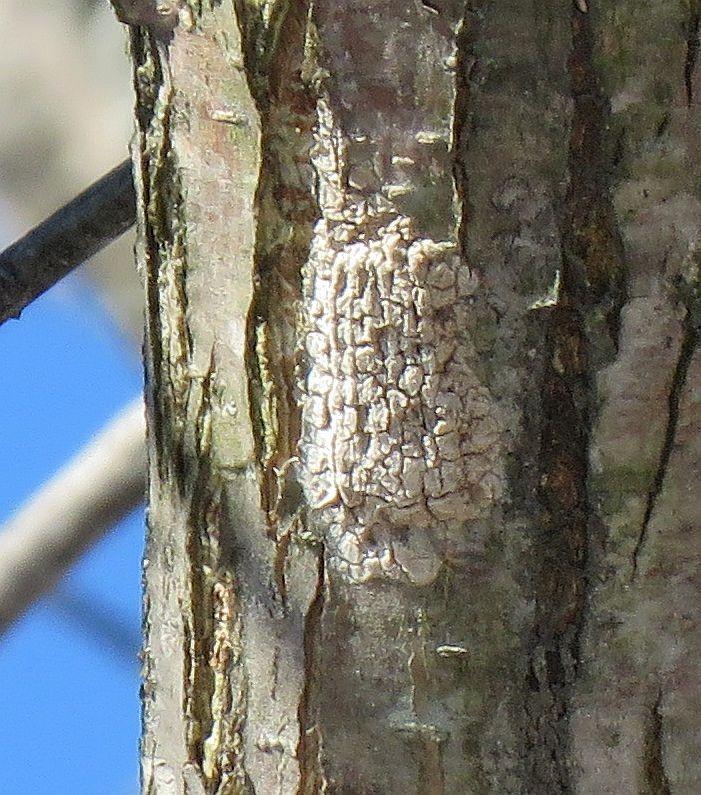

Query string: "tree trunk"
[[131, 1, 701, 792]]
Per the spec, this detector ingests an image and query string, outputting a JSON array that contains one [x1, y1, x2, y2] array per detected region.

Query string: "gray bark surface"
[[128, 2, 701, 792]]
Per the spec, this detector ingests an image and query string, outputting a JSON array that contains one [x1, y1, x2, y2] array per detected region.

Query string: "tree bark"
[[130, 1, 701, 793]]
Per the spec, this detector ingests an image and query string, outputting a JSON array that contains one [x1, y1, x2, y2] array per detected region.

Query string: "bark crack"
[[296, 546, 326, 795], [643, 691, 671, 795], [133, 31, 175, 480], [631, 310, 698, 579], [526, 3, 627, 789], [685, 5, 700, 108], [408, 636, 446, 795], [239, 0, 317, 539]]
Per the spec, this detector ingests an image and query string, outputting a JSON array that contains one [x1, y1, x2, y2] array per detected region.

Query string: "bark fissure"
[[133, 28, 206, 794], [643, 692, 671, 795], [526, 4, 627, 789], [184, 375, 215, 769], [562, 7, 628, 350], [452, 0, 576, 788], [684, 6, 700, 108], [631, 310, 698, 578], [184, 372, 242, 793], [240, 0, 317, 540], [451, 5, 473, 265], [295, 547, 326, 795], [134, 34, 232, 786], [132, 33, 172, 479], [528, 298, 589, 793]]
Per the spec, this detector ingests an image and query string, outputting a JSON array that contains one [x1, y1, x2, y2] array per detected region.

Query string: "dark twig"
[[0, 159, 135, 325]]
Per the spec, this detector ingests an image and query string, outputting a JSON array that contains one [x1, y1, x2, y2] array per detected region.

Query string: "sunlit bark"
[[132, 2, 701, 792]]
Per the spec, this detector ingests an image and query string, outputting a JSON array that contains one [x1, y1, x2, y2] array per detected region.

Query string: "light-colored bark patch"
[[298, 1, 504, 586]]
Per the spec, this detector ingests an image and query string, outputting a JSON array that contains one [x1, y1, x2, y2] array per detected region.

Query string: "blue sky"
[[0, 272, 143, 794]]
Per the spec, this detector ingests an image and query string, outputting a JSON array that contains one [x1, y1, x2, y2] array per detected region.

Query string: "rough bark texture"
[[131, 1, 701, 793]]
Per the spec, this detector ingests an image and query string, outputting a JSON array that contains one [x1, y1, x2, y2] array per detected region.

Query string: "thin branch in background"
[[0, 398, 146, 634], [50, 587, 141, 664], [0, 159, 135, 325]]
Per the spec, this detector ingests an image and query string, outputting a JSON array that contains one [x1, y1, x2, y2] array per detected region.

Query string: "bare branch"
[[0, 398, 146, 634], [51, 588, 141, 663], [0, 159, 135, 325]]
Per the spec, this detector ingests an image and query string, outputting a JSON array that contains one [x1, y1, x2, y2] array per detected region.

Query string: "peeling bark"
[[128, 1, 701, 793]]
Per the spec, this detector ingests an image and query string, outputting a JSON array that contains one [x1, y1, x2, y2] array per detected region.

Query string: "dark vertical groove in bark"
[[631, 312, 698, 578], [417, 736, 446, 795], [296, 548, 326, 795], [643, 692, 671, 795], [685, 7, 700, 108], [239, 0, 317, 534], [131, 30, 168, 480], [562, 9, 627, 351], [184, 366, 217, 778], [527, 4, 627, 789], [451, 4, 473, 266], [237, 1, 278, 517], [134, 32, 192, 486], [528, 298, 589, 793], [453, 2, 579, 787], [137, 34, 215, 777]]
